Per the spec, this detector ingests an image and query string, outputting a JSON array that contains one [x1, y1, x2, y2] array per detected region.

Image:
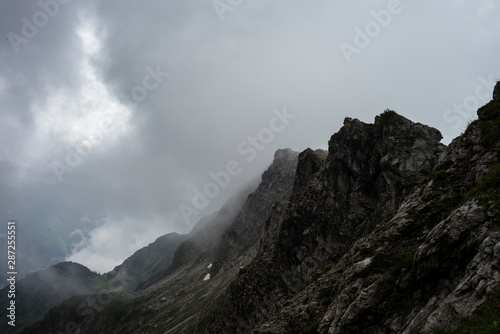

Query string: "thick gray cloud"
[[0, 0, 499, 272]]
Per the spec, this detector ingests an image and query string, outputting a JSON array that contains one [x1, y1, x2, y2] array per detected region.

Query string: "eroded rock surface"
[[23, 94, 500, 334]]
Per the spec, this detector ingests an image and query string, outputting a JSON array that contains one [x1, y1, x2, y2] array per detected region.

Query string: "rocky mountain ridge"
[[20, 82, 500, 333], [2, 173, 262, 333], [204, 109, 447, 333], [21, 148, 300, 333]]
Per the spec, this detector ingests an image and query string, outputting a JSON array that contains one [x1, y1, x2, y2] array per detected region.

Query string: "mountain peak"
[[18, 94, 500, 334], [274, 147, 297, 160]]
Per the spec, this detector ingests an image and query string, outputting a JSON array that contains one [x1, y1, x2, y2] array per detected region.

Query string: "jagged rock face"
[[493, 80, 499, 99], [21, 148, 299, 334], [21, 93, 500, 334], [212, 148, 299, 274], [414, 201, 488, 282], [257, 107, 499, 333], [412, 232, 500, 333], [324, 113, 445, 250], [328, 112, 444, 213], [293, 148, 327, 190], [204, 112, 446, 333]]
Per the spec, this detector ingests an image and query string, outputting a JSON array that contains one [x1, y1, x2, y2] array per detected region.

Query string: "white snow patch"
[[203, 273, 211, 281], [207, 263, 212, 269]]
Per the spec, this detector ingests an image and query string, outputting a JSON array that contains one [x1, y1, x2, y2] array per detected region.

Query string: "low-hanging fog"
[[0, 0, 499, 273]]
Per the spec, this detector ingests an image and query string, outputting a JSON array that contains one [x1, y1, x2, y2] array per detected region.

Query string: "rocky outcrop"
[[410, 232, 500, 333], [212, 148, 299, 274], [22, 87, 500, 334], [203, 111, 447, 333], [328, 111, 444, 214], [255, 99, 499, 333], [22, 147, 299, 334]]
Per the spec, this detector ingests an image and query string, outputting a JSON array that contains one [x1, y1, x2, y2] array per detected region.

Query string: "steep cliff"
[[22, 82, 500, 334], [250, 87, 500, 333], [22, 148, 299, 334], [205, 110, 446, 333]]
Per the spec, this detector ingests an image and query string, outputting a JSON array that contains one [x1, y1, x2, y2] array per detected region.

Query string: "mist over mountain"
[[16, 82, 500, 333], [0, 261, 104, 334], [1, 1, 500, 333], [1, 1, 499, 281], [0, 189, 95, 287], [1, 170, 260, 333]]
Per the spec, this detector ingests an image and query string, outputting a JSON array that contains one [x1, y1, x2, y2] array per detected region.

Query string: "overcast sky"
[[1, 0, 499, 273]]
